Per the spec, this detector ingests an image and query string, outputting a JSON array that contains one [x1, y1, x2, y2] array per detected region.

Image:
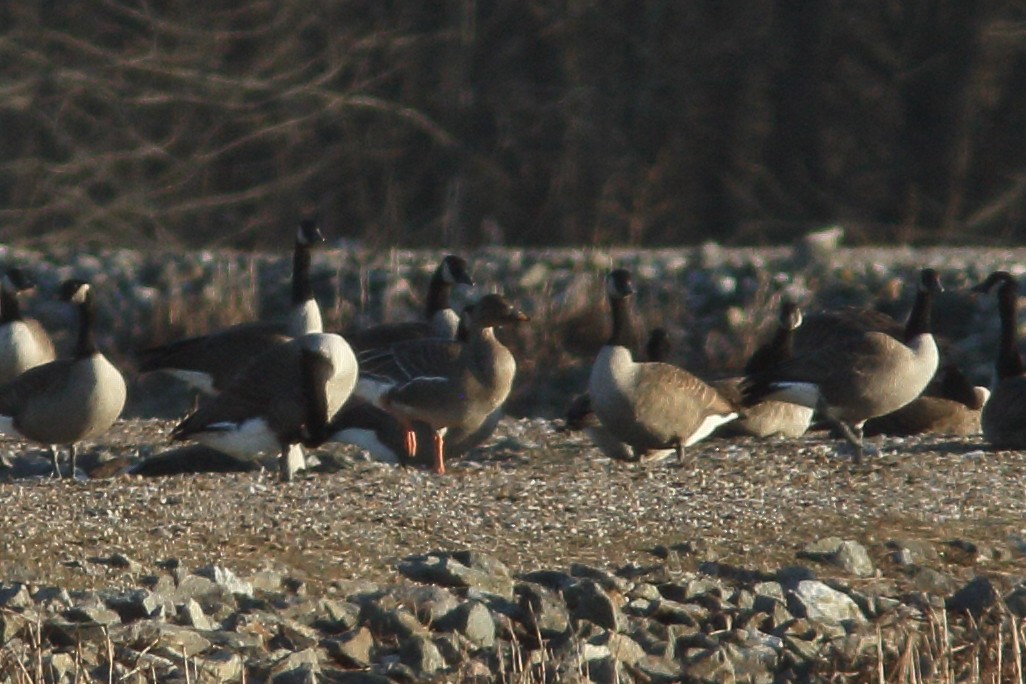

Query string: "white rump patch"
[[761, 382, 821, 409], [355, 377, 395, 408], [330, 428, 401, 463], [165, 370, 216, 395], [193, 417, 278, 458], [685, 412, 738, 447]]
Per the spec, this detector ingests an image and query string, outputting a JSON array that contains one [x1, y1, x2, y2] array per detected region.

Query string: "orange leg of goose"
[[433, 432, 445, 475], [402, 427, 417, 461]]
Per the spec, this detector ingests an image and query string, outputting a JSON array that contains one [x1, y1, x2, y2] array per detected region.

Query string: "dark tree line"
[[1, 0, 1025, 249]]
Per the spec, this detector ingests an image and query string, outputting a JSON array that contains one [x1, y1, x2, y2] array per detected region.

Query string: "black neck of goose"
[[0, 288, 21, 323], [903, 287, 933, 342], [425, 275, 451, 319], [292, 242, 314, 305], [607, 295, 636, 349], [744, 324, 793, 374], [75, 292, 99, 358], [997, 284, 1025, 379]]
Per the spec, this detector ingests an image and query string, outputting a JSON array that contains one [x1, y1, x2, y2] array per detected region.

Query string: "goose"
[[345, 255, 474, 352], [972, 271, 1026, 448], [742, 268, 942, 462], [589, 269, 738, 461], [0, 280, 127, 477], [0, 268, 56, 384], [137, 217, 324, 394], [565, 328, 675, 462], [863, 363, 988, 437], [351, 293, 527, 474], [171, 332, 357, 481], [713, 301, 814, 439]]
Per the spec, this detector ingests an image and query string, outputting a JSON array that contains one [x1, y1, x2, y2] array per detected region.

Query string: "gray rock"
[[887, 538, 940, 565], [565, 579, 623, 631], [0, 583, 32, 609], [397, 554, 514, 599], [173, 574, 220, 602], [195, 650, 243, 682], [251, 569, 285, 593], [105, 588, 169, 622], [788, 580, 865, 625], [196, 565, 253, 597], [650, 599, 708, 626], [399, 633, 446, 674], [516, 582, 570, 639], [436, 600, 495, 648], [635, 654, 684, 684], [43, 652, 77, 684], [115, 621, 212, 657], [326, 626, 374, 668], [834, 541, 875, 577], [395, 584, 461, 625], [569, 563, 631, 593], [269, 648, 320, 684], [684, 646, 735, 683], [313, 599, 360, 632], [179, 598, 213, 631], [1006, 585, 1026, 618], [589, 631, 644, 665], [911, 567, 962, 595], [360, 601, 428, 639], [946, 576, 997, 616], [64, 602, 122, 627]]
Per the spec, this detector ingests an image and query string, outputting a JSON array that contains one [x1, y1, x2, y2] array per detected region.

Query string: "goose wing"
[[0, 360, 75, 416], [358, 338, 463, 385]]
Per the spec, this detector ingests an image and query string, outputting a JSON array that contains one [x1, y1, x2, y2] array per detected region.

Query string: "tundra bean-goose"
[[566, 328, 676, 462], [0, 268, 56, 384], [137, 217, 324, 394], [863, 363, 988, 437], [172, 332, 357, 481], [972, 271, 1026, 448], [0, 280, 126, 477], [713, 301, 814, 439], [742, 268, 942, 462], [589, 269, 738, 461], [345, 255, 474, 352], [352, 293, 528, 474]]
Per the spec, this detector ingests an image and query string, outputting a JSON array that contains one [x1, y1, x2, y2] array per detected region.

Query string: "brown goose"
[[351, 294, 528, 474], [0, 268, 56, 384], [345, 255, 474, 352], [863, 363, 988, 437], [172, 332, 357, 481], [0, 280, 126, 477], [714, 301, 813, 439], [589, 270, 738, 460], [137, 217, 324, 394], [972, 271, 1026, 448], [742, 268, 942, 462]]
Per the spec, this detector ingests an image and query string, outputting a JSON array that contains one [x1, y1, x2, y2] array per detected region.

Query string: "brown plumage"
[[863, 364, 987, 437], [0, 268, 56, 384], [972, 271, 1026, 448], [589, 270, 737, 460]]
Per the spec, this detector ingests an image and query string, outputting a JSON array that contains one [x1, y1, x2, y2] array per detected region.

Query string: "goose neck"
[[607, 295, 636, 349], [0, 287, 20, 324], [425, 275, 451, 319], [903, 287, 934, 342], [75, 292, 99, 358], [996, 283, 1025, 379], [292, 242, 314, 304]]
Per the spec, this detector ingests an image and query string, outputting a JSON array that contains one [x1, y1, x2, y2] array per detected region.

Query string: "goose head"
[[2, 268, 35, 294], [59, 279, 92, 305], [972, 270, 1017, 296], [779, 300, 803, 330], [918, 268, 943, 294], [605, 269, 635, 300], [438, 255, 474, 287], [465, 294, 530, 331], [296, 216, 325, 246]]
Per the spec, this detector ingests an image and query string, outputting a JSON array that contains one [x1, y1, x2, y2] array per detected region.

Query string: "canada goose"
[[345, 255, 474, 352], [713, 301, 814, 439], [138, 217, 324, 393], [352, 293, 527, 474], [589, 270, 738, 461], [171, 332, 357, 481], [0, 280, 127, 477], [743, 268, 942, 462], [863, 364, 988, 437], [0, 268, 56, 384], [565, 327, 677, 462], [972, 271, 1026, 448]]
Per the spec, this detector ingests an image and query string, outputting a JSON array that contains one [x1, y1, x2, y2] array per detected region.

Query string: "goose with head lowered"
[[589, 269, 738, 461], [351, 293, 528, 474], [345, 255, 474, 352], [713, 300, 814, 439], [137, 216, 324, 394], [0, 280, 126, 477], [171, 332, 357, 481], [742, 268, 943, 462], [863, 363, 988, 437], [0, 268, 56, 384], [971, 271, 1026, 448]]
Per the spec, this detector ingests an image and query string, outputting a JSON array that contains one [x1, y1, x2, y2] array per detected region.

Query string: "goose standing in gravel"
[[743, 268, 942, 462], [345, 255, 474, 352], [0, 280, 126, 477], [0, 268, 56, 384], [863, 363, 988, 437], [351, 293, 528, 474], [589, 269, 738, 461], [172, 332, 357, 481], [972, 271, 1026, 448], [137, 217, 324, 394], [713, 301, 813, 439]]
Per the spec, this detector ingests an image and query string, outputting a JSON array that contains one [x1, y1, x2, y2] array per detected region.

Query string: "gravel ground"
[[2, 417, 1023, 598]]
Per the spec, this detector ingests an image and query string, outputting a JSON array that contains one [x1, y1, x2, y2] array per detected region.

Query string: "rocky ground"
[[1, 417, 1025, 682]]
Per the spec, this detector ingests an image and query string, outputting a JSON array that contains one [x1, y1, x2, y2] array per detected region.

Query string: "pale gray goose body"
[[137, 218, 324, 394], [742, 268, 942, 462], [0, 280, 126, 477], [0, 268, 56, 384], [714, 301, 813, 439], [589, 270, 738, 460], [351, 294, 527, 474], [972, 271, 1026, 448], [863, 363, 988, 437], [345, 255, 474, 353], [172, 332, 357, 481]]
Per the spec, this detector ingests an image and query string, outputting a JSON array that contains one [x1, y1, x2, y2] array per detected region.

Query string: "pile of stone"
[[2, 546, 1022, 682]]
